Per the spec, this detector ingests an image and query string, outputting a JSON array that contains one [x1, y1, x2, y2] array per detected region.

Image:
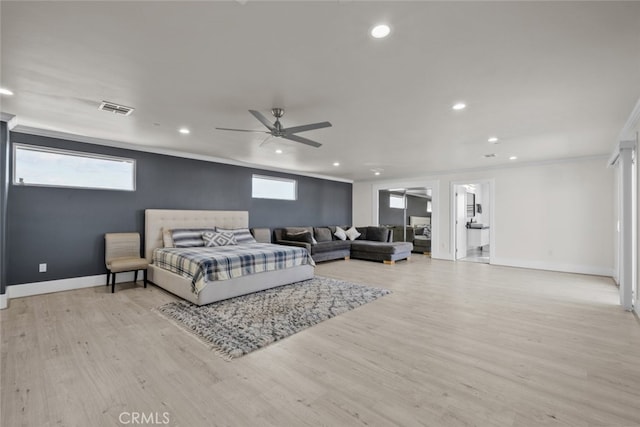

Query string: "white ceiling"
[[1, 1, 639, 181]]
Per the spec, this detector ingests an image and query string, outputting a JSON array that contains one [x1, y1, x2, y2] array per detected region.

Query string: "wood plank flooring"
[[2, 257, 639, 426]]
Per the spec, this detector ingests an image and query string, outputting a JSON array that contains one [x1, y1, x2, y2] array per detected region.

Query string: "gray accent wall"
[[0, 122, 8, 295], [7, 132, 352, 286]]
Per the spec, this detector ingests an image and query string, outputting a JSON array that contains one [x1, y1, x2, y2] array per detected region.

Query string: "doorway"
[[452, 181, 493, 264], [378, 186, 433, 256]]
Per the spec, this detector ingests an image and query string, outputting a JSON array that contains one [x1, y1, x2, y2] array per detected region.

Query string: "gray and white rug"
[[156, 276, 391, 359]]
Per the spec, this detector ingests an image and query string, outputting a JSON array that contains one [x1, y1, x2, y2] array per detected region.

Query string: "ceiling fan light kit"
[[216, 108, 332, 148]]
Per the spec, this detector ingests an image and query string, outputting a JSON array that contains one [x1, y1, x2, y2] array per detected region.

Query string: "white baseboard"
[[490, 257, 614, 277], [5, 271, 143, 303], [0, 293, 7, 310]]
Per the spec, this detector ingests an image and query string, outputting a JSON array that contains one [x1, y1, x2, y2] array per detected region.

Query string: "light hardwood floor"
[[2, 257, 639, 427]]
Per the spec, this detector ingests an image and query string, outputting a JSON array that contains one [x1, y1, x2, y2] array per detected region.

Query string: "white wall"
[[353, 157, 614, 276]]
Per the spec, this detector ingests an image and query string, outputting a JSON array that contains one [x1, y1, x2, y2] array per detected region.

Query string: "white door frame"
[[450, 178, 496, 264]]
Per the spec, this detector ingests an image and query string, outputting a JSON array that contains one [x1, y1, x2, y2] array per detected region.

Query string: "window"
[[251, 174, 297, 200], [13, 144, 135, 191], [389, 194, 405, 209], [427, 200, 432, 213]]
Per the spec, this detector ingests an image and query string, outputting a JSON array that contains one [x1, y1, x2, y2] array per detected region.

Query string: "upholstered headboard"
[[409, 215, 431, 227], [144, 209, 249, 261]]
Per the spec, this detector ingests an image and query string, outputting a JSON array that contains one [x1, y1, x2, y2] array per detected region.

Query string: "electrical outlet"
[[39, 263, 47, 273]]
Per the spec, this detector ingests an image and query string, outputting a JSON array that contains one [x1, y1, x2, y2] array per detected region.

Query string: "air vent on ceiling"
[[483, 153, 497, 158], [98, 101, 134, 116]]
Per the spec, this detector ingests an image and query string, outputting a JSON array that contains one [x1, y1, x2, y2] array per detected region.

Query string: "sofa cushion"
[[366, 226, 389, 242], [350, 241, 412, 255], [285, 230, 314, 244], [311, 239, 352, 254], [314, 227, 333, 243], [355, 227, 367, 240], [284, 227, 316, 244]]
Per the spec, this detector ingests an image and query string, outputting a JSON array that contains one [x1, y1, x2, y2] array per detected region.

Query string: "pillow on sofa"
[[366, 226, 388, 242], [286, 230, 314, 244], [314, 227, 333, 243], [202, 231, 237, 247], [423, 225, 432, 239], [345, 226, 361, 241], [334, 226, 347, 241]]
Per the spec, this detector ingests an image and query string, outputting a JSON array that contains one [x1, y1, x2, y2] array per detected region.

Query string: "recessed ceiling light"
[[0, 88, 14, 96], [275, 149, 283, 154], [179, 128, 190, 134], [374, 171, 381, 176], [488, 137, 499, 143], [333, 162, 340, 167], [509, 156, 518, 160], [452, 102, 466, 111], [371, 24, 391, 39]]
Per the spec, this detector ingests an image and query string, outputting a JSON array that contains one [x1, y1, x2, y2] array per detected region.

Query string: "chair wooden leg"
[[111, 272, 116, 293], [134, 270, 138, 284], [143, 269, 148, 288]]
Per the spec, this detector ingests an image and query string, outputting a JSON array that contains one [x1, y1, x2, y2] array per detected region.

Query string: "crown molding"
[[619, 96, 640, 141], [355, 153, 609, 184], [9, 124, 353, 184], [608, 140, 637, 167], [0, 112, 17, 130]]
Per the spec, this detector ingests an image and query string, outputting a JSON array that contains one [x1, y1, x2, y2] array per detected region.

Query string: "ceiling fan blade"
[[215, 127, 270, 133], [259, 135, 273, 147], [282, 121, 332, 134], [282, 134, 322, 148], [248, 110, 275, 131]]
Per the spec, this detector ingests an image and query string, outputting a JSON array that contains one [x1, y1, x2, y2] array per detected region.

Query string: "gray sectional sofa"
[[272, 226, 412, 264], [390, 226, 431, 254]]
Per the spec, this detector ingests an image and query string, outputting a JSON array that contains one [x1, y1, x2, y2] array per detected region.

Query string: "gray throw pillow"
[[286, 230, 314, 244], [314, 227, 333, 242]]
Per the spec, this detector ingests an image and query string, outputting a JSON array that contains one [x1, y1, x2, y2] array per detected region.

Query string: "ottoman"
[[349, 241, 413, 264]]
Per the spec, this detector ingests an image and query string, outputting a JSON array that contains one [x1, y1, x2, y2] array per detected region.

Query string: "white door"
[[455, 187, 467, 260]]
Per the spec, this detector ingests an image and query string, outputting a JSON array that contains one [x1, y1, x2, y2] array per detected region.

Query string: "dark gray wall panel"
[[7, 132, 351, 285]]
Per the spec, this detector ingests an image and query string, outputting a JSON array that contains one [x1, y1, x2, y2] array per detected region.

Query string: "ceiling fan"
[[215, 108, 331, 148]]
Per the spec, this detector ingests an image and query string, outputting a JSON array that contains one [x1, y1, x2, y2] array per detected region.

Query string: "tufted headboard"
[[144, 209, 249, 261]]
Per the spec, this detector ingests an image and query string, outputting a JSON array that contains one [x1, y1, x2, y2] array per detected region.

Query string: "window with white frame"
[[251, 174, 297, 200], [389, 194, 405, 209], [13, 144, 136, 191]]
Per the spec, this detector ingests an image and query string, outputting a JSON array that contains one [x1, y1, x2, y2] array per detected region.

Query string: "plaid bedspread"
[[152, 243, 315, 294]]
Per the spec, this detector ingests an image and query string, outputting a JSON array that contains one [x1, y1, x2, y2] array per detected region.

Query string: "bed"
[[409, 215, 431, 227], [144, 209, 315, 305]]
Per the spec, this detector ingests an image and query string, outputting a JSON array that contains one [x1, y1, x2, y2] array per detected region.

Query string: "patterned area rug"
[[156, 276, 391, 359]]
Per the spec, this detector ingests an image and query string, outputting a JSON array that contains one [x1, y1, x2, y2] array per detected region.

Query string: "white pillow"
[[345, 226, 361, 241], [334, 226, 347, 241]]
